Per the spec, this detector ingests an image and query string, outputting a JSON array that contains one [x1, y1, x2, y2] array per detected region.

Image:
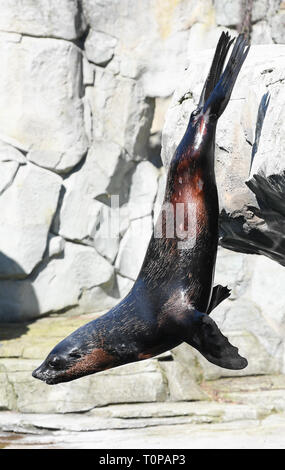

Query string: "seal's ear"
[[183, 312, 248, 370]]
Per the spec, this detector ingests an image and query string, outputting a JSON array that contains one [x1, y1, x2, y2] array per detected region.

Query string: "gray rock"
[[93, 201, 134, 264], [32, 241, 114, 316], [171, 343, 204, 383], [252, 0, 282, 22], [205, 374, 285, 394], [214, 0, 281, 26], [160, 361, 208, 402], [2, 412, 285, 449], [82, 58, 95, 87], [153, 170, 167, 224], [1, 398, 271, 436], [0, 140, 26, 164], [47, 235, 65, 258], [271, 11, 285, 43], [83, 0, 218, 97], [78, 282, 119, 313], [0, 372, 16, 410], [116, 274, 134, 299], [214, 0, 242, 26], [0, 140, 26, 197], [115, 216, 153, 280], [0, 160, 19, 195], [0, 0, 86, 40], [194, 331, 280, 380], [91, 401, 225, 421], [221, 390, 285, 413], [0, 359, 168, 413], [186, 24, 236, 58], [209, 249, 285, 374], [93, 204, 121, 264], [85, 30, 117, 65], [59, 141, 132, 244], [0, 35, 88, 174], [161, 44, 285, 266], [128, 161, 159, 220], [251, 21, 274, 44], [89, 68, 154, 157], [0, 163, 61, 279], [0, 402, 254, 435], [221, 302, 282, 365], [0, 241, 114, 320]]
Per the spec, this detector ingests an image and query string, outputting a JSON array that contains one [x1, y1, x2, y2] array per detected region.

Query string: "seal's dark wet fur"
[[33, 33, 250, 385]]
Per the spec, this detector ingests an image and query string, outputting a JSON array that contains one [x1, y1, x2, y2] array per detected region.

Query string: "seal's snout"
[[32, 361, 62, 385], [31, 334, 93, 385], [32, 363, 47, 380], [32, 367, 40, 379], [32, 350, 67, 384], [32, 363, 49, 382]]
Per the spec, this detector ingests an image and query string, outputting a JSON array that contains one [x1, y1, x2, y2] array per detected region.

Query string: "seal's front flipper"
[[182, 311, 248, 370], [207, 285, 231, 314]]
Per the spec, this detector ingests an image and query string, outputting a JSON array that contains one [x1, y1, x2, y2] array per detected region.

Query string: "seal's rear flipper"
[[182, 311, 248, 370], [203, 34, 250, 118], [198, 32, 234, 109], [207, 285, 231, 314]]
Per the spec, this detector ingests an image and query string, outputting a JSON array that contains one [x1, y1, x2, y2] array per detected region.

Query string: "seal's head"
[[32, 326, 116, 385]]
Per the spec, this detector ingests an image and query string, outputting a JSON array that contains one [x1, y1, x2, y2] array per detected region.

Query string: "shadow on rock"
[[250, 92, 270, 172], [0, 252, 39, 336], [0, 321, 30, 341], [220, 172, 285, 266], [219, 91, 285, 266]]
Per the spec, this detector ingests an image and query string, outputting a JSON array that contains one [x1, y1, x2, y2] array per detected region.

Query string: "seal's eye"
[[48, 357, 61, 369], [190, 108, 201, 124], [69, 349, 81, 359]]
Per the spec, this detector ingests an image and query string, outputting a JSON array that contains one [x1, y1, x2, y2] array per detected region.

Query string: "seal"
[[33, 33, 250, 385]]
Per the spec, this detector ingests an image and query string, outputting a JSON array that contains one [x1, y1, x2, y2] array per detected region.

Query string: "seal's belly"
[[169, 167, 218, 312], [170, 167, 209, 239]]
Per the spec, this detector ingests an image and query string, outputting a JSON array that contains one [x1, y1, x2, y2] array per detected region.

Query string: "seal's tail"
[[200, 33, 250, 118], [198, 31, 234, 109]]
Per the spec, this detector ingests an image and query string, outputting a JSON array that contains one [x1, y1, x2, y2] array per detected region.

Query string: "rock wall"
[[0, 1, 284, 376], [0, 0, 284, 415], [1, 314, 285, 413], [0, 0, 284, 322]]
